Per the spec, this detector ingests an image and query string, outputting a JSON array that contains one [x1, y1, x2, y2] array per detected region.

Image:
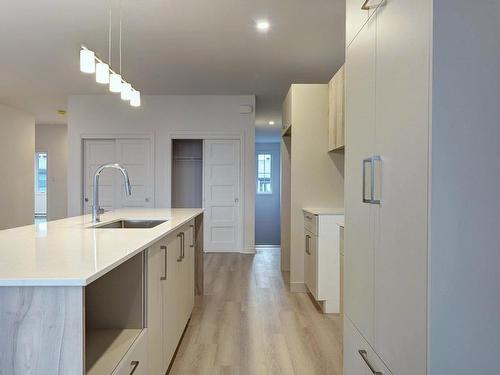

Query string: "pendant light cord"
[[119, 0, 122, 75], [108, 2, 112, 66]]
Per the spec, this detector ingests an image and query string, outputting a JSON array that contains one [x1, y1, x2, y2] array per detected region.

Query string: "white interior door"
[[84, 140, 116, 214], [203, 139, 241, 252], [83, 138, 153, 214], [116, 139, 154, 208]]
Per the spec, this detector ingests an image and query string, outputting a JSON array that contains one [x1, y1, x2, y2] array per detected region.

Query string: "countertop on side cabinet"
[[303, 208, 344, 215], [0, 208, 203, 287]]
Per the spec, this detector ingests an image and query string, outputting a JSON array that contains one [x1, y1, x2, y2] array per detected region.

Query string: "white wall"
[[68, 95, 256, 252], [0, 104, 35, 229], [430, 1, 500, 372], [35, 124, 68, 221]]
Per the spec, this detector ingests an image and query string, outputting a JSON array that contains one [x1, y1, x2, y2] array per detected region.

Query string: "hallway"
[[169, 248, 343, 375]]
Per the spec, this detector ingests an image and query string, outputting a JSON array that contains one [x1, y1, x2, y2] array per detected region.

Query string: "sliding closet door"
[[83, 138, 153, 214], [203, 139, 241, 252]]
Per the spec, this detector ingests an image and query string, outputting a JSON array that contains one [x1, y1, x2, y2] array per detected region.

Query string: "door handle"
[[190, 224, 195, 248], [160, 245, 167, 280], [358, 350, 383, 374], [129, 360, 140, 375]]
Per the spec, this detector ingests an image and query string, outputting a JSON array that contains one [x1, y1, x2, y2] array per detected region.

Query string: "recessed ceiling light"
[[269, 121, 275, 125], [256, 20, 270, 32]]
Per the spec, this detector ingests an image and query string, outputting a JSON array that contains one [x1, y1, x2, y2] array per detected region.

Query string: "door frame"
[[168, 130, 245, 253], [80, 133, 155, 214]]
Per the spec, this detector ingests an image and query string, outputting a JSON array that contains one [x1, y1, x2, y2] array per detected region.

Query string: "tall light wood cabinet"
[[328, 65, 345, 152], [345, 0, 500, 374]]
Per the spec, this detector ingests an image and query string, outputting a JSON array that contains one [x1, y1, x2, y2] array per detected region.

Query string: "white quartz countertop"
[[0, 208, 203, 287], [303, 207, 344, 215]]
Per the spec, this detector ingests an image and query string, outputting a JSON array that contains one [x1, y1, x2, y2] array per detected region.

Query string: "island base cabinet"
[[344, 317, 392, 375], [148, 220, 196, 374]]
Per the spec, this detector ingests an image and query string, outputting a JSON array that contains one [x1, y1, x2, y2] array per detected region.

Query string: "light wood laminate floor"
[[169, 247, 343, 375]]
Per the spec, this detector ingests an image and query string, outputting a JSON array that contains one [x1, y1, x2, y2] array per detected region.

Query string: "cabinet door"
[[303, 230, 314, 296], [344, 12, 377, 345], [147, 245, 165, 375], [335, 65, 345, 149], [328, 76, 337, 151], [163, 233, 182, 368], [344, 317, 392, 375], [185, 223, 195, 315], [373, 0, 430, 373]]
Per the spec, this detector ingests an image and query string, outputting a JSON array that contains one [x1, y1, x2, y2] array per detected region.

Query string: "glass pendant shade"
[[109, 73, 122, 93], [80, 49, 95, 73], [130, 90, 141, 107], [121, 82, 132, 101], [95, 62, 110, 84]]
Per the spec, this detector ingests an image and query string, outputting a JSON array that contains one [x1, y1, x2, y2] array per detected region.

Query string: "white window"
[[257, 153, 272, 194]]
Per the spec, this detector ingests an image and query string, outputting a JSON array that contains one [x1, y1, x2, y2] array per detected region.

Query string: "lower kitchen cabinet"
[[148, 220, 196, 374], [112, 331, 148, 375], [303, 209, 344, 313]]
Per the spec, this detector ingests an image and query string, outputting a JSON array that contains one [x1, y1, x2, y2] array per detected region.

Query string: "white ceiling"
[[0, 0, 345, 131]]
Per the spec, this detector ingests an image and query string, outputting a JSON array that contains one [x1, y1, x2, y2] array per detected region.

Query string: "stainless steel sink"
[[92, 219, 167, 229]]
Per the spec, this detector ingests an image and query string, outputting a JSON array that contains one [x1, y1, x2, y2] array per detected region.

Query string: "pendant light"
[[80, 48, 95, 73], [96, 62, 110, 84], [130, 90, 141, 107], [121, 82, 132, 101], [109, 73, 122, 92], [79, 0, 141, 107]]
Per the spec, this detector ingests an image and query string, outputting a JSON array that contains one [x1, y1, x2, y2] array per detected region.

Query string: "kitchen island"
[[0, 208, 204, 375]]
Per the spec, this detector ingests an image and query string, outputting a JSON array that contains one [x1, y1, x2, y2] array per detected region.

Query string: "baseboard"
[[290, 282, 307, 293], [241, 246, 256, 254]]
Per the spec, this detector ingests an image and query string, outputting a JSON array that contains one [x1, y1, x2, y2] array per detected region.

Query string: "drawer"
[[112, 330, 148, 375], [303, 211, 318, 235], [344, 317, 392, 375]]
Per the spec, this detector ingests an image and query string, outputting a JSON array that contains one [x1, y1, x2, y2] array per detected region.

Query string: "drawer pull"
[[160, 245, 167, 280], [177, 233, 184, 262], [190, 224, 195, 247], [130, 360, 140, 374], [358, 350, 383, 375]]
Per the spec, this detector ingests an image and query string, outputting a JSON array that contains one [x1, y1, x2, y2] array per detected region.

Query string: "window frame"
[[256, 152, 273, 195]]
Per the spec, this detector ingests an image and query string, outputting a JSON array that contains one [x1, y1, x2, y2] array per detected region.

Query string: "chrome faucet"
[[92, 163, 132, 223]]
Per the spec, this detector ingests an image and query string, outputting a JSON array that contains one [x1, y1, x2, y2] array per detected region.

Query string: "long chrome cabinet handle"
[[362, 158, 372, 203], [130, 360, 140, 374], [190, 224, 195, 248], [177, 233, 183, 262], [358, 350, 383, 375], [305, 234, 311, 255], [371, 155, 381, 204], [181, 232, 185, 259], [160, 245, 167, 280]]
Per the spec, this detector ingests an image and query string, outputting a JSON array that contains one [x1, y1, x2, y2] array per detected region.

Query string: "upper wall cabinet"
[[328, 65, 345, 152]]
